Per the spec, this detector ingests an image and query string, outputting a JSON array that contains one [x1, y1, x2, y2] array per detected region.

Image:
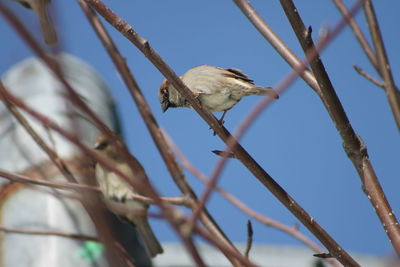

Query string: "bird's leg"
[[210, 111, 228, 136], [217, 110, 228, 126]]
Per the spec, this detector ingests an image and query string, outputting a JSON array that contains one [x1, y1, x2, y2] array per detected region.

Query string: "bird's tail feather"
[[136, 219, 163, 258], [253, 86, 279, 99]]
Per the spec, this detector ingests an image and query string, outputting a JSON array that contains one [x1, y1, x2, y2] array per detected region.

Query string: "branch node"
[[211, 150, 236, 159], [305, 25, 313, 40], [313, 252, 333, 259], [143, 40, 151, 51]]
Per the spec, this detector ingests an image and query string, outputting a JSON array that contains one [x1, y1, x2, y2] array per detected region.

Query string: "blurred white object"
[[0, 54, 115, 172], [0, 54, 116, 267]]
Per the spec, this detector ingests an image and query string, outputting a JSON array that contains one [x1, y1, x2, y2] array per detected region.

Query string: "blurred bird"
[[158, 65, 278, 123], [94, 133, 163, 258], [13, 0, 58, 45]]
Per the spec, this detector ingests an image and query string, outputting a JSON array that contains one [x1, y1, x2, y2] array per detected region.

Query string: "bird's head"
[[158, 79, 173, 112], [158, 79, 187, 112], [94, 133, 121, 160]]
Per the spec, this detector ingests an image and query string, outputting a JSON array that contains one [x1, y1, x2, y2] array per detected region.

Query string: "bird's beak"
[[161, 101, 170, 112]]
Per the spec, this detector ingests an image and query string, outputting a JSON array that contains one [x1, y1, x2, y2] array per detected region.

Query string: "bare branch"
[[0, 169, 190, 209], [232, 0, 320, 94], [0, 80, 205, 266], [363, 0, 400, 130], [0, 81, 78, 184], [0, 169, 98, 192], [166, 131, 341, 267], [212, 150, 236, 159], [314, 253, 334, 259], [0, 226, 136, 267], [353, 65, 385, 88], [0, 225, 98, 241], [192, 223, 258, 267], [332, 0, 379, 72], [76, 1, 240, 265], [80, 0, 359, 256], [280, 0, 400, 258]]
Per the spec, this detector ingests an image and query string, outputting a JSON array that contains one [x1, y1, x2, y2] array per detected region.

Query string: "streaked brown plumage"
[[158, 65, 278, 122], [94, 134, 163, 258]]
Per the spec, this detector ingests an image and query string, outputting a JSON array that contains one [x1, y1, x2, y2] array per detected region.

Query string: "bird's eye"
[[162, 90, 169, 101], [95, 141, 108, 150]]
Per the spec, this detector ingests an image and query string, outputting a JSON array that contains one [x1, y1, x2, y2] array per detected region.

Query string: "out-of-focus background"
[[1, 0, 399, 260]]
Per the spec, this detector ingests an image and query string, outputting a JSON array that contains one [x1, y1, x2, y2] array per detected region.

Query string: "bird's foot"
[[209, 118, 225, 136]]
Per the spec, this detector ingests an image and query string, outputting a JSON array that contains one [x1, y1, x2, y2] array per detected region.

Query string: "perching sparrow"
[[13, 0, 58, 45], [94, 134, 163, 258], [158, 65, 278, 123]]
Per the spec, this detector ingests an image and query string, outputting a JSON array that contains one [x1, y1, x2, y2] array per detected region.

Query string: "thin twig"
[[232, 0, 320, 95], [191, 223, 258, 267], [353, 65, 385, 88], [0, 72, 206, 266], [280, 0, 400, 259], [0, 168, 189, 206], [167, 133, 341, 267], [187, 1, 361, 263], [78, 1, 361, 264], [244, 220, 253, 258], [0, 85, 122, 264], [0, 8, 111, 137], [0, 81, 78, 184], [76, 2, 240, 266], [0, 169, 99, 192], [0, 226, 136, 267], [332, 0, 379, 72], [0, 6, 204, 262], [212, 150, 236, 159], [363, 0, 400, 131], [333, 0, 400, 122], [0, 225, 98, 241], [314, 253, 333, 259]]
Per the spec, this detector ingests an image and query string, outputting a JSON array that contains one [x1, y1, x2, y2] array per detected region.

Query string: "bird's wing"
[[222, 68, 254, 84]]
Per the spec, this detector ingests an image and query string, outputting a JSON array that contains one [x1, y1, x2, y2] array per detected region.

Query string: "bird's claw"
[[209, 119, 225, 136]]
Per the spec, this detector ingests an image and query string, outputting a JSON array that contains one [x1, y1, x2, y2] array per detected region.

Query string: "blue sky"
[[1, 1, 399, 258]]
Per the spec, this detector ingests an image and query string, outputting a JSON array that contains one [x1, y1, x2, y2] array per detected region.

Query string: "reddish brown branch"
[[0, 225, 98, 241], [76, 2, 240, 266], [167, 134, 341, 267], [0, 79, 206, 266], [333, 0, 400, 126], [0, 3, 197, 258], [0, 81, 78, 184], [0, 168, 189, 207], [280, 0, 400, 258], [363, 0, 400, 131], [0, 226, 136, 267], [78, 1, 361, 266], [353, 65, 385, 88], [0, 169, 99, 192], [191, 223, 258, 267], [332, 0, 379, 72], [232, 0, 320, 95], [0, 7, 111, 138]]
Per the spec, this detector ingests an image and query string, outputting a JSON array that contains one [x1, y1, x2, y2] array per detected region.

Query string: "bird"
[[158, 65, 278, 124], [93, 133, 163, 258], [13, 0, 58, 45]]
